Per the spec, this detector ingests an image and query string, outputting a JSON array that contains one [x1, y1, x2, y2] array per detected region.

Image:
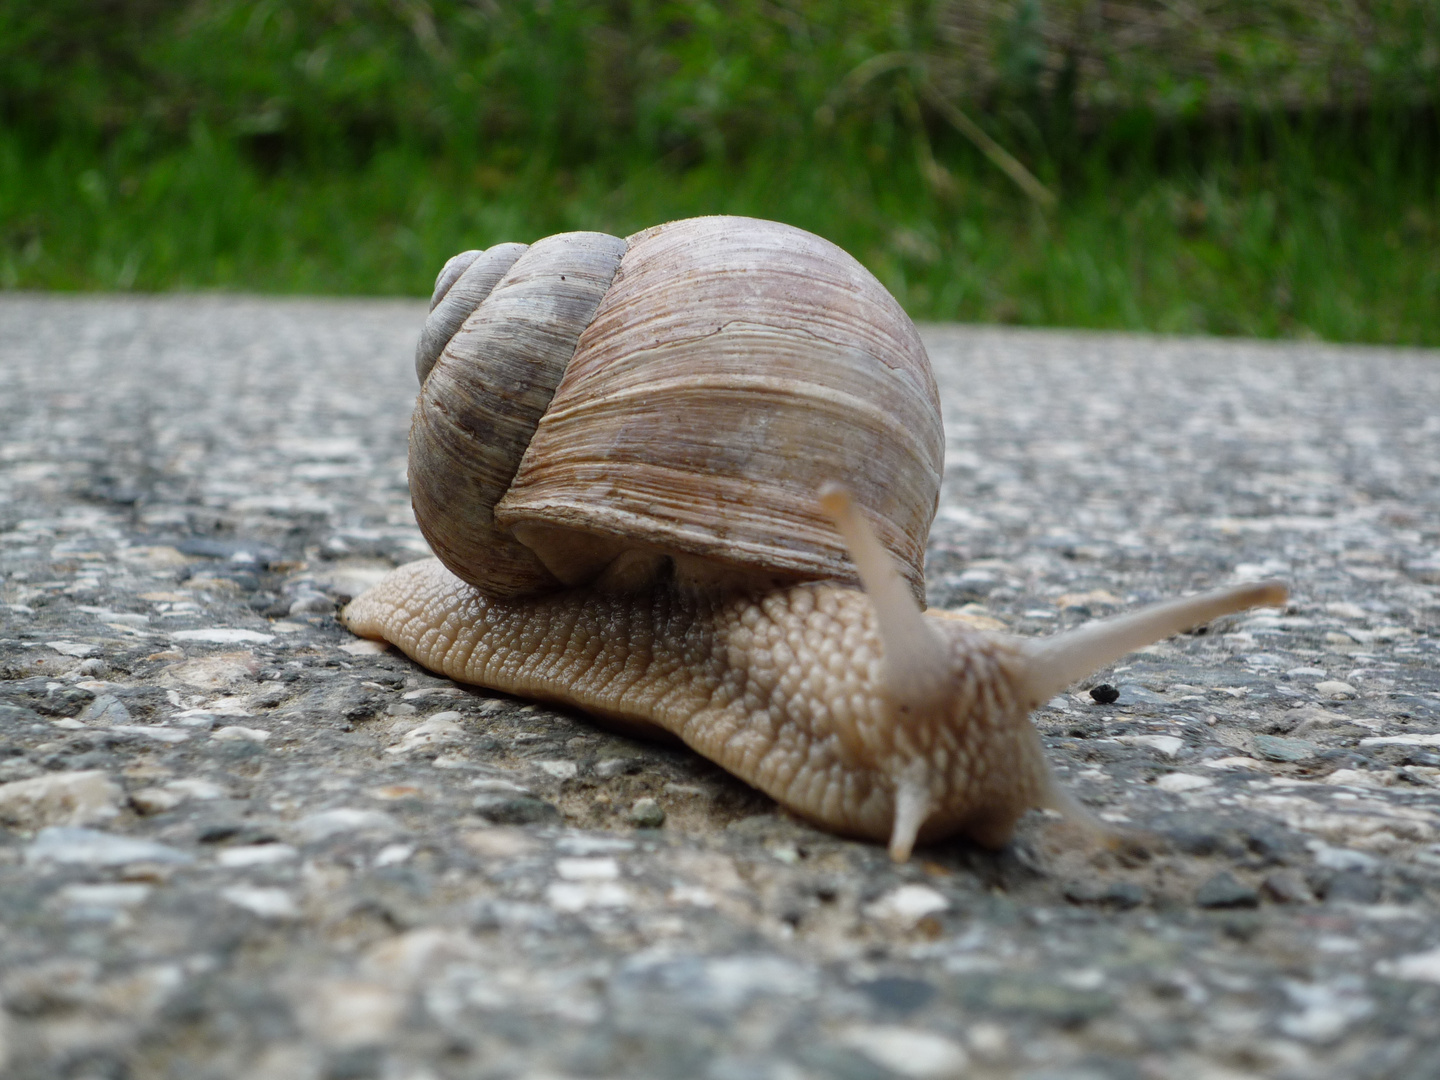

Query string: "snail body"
[[345, 216, 1286, 861]]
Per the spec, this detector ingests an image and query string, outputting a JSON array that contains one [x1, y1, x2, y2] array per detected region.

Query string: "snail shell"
[[407, 216, 942, 603], [347, 216, 1288, 860]]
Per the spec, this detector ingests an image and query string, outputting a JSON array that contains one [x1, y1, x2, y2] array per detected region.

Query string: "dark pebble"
[[1253, 735, 1316, 763], [1089, 684, 1120, 705], [325, 1047, 383, 1080], [0, 704, 44, 725], [472, 794, 560, 825], [796, 1044, 894, 1080], [1167, 829, 1245, 859], [1241, 826, 1294, 866], [1196, 871, 1259, 908], [856, 976, 937, 1014], [175, 537, 284, 566], [1322, 869, 1382, 905], [1064, 880, 1147, 910]]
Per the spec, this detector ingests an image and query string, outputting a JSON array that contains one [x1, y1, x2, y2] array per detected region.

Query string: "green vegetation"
[[2, 1, 1437, 344]]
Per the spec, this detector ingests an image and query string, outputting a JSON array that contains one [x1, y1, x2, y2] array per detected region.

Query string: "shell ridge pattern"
[[535, 375, 941, 473]]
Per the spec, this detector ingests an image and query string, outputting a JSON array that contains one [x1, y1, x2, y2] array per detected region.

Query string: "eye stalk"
[[820, 482, 955, 860]]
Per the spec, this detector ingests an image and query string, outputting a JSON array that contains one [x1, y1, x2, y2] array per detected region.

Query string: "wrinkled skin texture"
[[344, 558, 1058, 853]]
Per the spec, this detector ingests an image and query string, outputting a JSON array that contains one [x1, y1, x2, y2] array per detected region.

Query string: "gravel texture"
[[2, 293, 1439, 1080]]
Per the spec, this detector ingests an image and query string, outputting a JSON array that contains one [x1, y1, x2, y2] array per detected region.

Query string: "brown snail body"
[[344, 216, 1287, 861]]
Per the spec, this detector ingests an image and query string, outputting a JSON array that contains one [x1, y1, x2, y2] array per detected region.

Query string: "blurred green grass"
[[2, 1, 1437, 344]]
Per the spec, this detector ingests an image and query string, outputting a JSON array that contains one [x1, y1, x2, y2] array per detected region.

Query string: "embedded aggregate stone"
[[2, 296, 1440, 1079]]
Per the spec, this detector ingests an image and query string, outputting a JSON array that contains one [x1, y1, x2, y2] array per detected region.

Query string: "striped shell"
[[407, 216, 944, 602]]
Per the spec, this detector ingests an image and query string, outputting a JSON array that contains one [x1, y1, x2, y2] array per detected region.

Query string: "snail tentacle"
[[1016, 579, 1288, 707]]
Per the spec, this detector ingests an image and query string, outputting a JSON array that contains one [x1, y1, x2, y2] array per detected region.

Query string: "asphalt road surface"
[[2, 294, 1438, 1080]]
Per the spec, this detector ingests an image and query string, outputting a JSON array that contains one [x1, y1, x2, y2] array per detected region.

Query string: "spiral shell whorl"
[[408, 231, 628, 598], [415, 243, 528, 385]]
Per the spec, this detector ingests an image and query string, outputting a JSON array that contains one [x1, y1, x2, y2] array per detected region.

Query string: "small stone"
[[384, 712, 463, 755], [339, 639, 389, 656], [1361, 733, 1440, 749], [857, 977, 937, 1015], [287, 591, 335, 616], [171, 628, 276, 645], [79, 694, 133, 726], [296, 979, 403, 1049], [1322, 869, 1382, 904], [1254, 734, 1317, 762], [1063, 880, 1146, 909], [840, 1026, 969, 1079], [1057, 590, 1122, 610], [168, 778, 229, 800], [1089, 684, 1120, 704], [1262, 870, 1316, 904], [0, 770, 123, 829], [112, 724, 190, 744], [211, 725, 270, 743], [1314, 680, 1357, 699], [595, 756, 645, 779], [627, 797, 666, 828], [1115, 734, 1184, 758], [130, 786, 185, 815], [546, 879, 633, 912], [296, 808, 398, 843], [1156, 773, 1213, 793], [1376, 946, 1440, 984], [57, 882, 152, 912], [45, 640, 101, 658], [1312, 845, 1380, 872], [556, 857, 620, 881], [1324, 768, 1390, 787], [471, 793, 559, 825], [863, 885, 948, 927], [25, 826, 192, 866], [217, 843, 298, 867], [1196, 871, 1259, 909], [1115, 683, 1166, 706], [221, 885, 299, 919], [132, 777, 227, 815]]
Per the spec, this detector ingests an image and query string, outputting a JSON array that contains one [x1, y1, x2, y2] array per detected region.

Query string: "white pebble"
[[556, 857, 620, 881], [1156, 773, 1213, 793], [1376, 946, 1440, 984], [171, 628, 275, 644], [385, 712, 463, 754], [863, 884, 948, 926], [296, 979, 404, 1048], [45, 640, 101, 657], [221, 886, 298, 919], [25, 826, 192, 866], [211, 725, 270, 743], [0, 770, 122, 829], [217, 844, 298, 867], [295, 808, 398, 843], [546, 880, 633, 912], [1116, 734, 1184, 758], [841, 1026, 969, 1078]]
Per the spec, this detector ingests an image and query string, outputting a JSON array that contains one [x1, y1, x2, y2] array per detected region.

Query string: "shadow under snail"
[[343, 216, 1287, 861]]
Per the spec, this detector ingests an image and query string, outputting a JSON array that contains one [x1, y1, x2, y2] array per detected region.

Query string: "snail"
[[343, 216, 1287, 861]]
